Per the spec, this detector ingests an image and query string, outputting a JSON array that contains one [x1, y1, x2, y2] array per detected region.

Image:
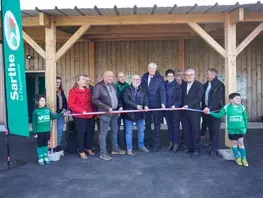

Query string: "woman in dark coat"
[[164, 69, 182, 153]]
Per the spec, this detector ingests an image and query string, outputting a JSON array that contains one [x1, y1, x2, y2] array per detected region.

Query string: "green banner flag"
[[1, 0, 29, 137]]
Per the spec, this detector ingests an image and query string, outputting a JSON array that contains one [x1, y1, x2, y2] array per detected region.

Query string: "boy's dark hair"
[[229, 92, 241, 99], [35, 95, 46, 107], [165, 69, 175, 77]]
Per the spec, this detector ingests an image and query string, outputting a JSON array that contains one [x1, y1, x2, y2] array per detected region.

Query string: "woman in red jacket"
[[68, 74, 95, 159]]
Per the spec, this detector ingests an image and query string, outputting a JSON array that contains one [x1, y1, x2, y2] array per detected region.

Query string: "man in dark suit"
[[182, 68, 204, 158], [202, 68, 225, 157], [141, 62, 166, 152]]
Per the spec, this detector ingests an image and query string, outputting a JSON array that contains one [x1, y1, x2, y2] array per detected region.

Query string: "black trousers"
[[145, 111, 162, 148], [117, 115, 126, 146], [201, 114, 209, 136], [165, 111, 180, 144], [203, 113, 221, 150], [183, 111, 201, 152], [73, 117, 95, 153], [36, 132, 50, 147]]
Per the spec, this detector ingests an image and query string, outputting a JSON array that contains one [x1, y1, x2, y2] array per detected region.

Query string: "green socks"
[[232, 147, 240, 158], [37, 146, 49, 159], [232, 147, 247, 159], [239, 148, 247, 159], [43, 146, 49, 158], [37, 147, 44, 160]]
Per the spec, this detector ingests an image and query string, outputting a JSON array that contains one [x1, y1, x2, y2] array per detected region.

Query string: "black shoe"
[[172, 144, 179, 153], [210, 150, 218, 157], [191, 151, 199, 158], [183, 148, 192, 153], [168, 142, 173, 151], [153, 147, 161, 152]]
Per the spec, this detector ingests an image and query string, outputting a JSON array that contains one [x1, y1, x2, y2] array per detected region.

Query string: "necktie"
[[148, 76, 153, 86], [205, 82, 211, 106]]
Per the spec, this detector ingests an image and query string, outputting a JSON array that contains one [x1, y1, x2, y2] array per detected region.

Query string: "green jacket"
[[115, 81, 129, 93], [32, 107, 62, 133], [210, 103, 248, 134]]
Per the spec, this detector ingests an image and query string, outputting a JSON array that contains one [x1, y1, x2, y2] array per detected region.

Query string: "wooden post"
[[178, 39, 184, 70], [88, 42, 95, 84], [45, 20, 57, 148], [224, 17, 237, 147]]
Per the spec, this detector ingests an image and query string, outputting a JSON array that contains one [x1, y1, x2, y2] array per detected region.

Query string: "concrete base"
[[48, 150, 64, 161], [218, 149, 235, 160]]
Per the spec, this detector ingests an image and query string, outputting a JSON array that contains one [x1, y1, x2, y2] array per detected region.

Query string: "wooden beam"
[[87, 32, 191, 39], [53, 13, 228, 26], [56, 24, 91, 62], [86, 24, 193, 34], [229, 8, 244, 24], [39, 12, 51, 27], [88, 42, 95, 84], [23, 31, 46, 59], [92, 36, 183, 41], [244, 12, 263, 22], [224, 18, 237, 148], [188, 22, 226, 58], [236, 21, 263, 56], [178, 39, 184, 70], [45, 21, 57, 148]]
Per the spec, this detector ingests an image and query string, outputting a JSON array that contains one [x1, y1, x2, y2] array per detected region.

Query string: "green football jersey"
[[32, 107, 62, 133], [210, 103, 248, 134]]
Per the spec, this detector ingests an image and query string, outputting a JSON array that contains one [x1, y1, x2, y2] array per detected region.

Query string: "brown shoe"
[[79, 152, 88, 159], [86, 149, 95, 156]]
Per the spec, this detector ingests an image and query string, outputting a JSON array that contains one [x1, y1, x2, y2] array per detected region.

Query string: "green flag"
[[1, 0, 29, 137]]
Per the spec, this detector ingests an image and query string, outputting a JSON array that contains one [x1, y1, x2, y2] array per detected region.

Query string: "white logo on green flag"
[[4, 10, 20, 51]]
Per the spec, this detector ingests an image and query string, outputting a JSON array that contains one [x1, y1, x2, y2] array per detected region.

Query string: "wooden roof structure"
[[9, 2, 263, 148]]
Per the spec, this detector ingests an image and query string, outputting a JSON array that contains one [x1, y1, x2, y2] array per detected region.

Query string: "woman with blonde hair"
[[68, 74, 95, 159]]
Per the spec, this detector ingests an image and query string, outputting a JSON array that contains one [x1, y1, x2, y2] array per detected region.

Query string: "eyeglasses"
[[167, 75, 174, 77], [185, 74, 194, 76]]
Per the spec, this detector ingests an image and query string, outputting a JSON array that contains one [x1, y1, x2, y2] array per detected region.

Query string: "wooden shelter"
[[1, 2, 263, 147]]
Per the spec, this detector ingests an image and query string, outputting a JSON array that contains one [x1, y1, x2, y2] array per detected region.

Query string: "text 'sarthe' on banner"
[[1, 0, 29, 137]]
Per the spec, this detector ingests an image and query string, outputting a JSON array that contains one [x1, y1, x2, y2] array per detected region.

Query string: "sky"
[[20, 0, 258, 9]]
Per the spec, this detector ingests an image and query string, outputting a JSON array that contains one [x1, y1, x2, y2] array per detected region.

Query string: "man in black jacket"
[[122, 74, 150, 155], [202, 68, 225, 157], [182, 68, 204, 158]]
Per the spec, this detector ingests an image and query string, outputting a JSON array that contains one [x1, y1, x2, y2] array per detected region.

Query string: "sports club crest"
[[4, 10, 20, 51]]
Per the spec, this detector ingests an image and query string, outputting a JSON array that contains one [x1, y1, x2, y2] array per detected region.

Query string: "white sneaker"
[[38, 159, 45, 166], [44, 157, 51, 165], [127, 149, 135, 156]]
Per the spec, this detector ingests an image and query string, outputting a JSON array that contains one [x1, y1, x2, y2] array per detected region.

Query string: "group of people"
[[31, 62, 249, 167]]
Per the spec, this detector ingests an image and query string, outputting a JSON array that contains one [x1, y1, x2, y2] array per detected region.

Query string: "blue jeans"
[[99, 115, 119, 154], [125, 119, 144, 150], [57, 116, 64, 146]]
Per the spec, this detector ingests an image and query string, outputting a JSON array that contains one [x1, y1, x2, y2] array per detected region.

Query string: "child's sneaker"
[[44, 157, 51, 165], [242, 158, 249, 167], [235, 158, 242, 166], [38, 159, 45, 166]]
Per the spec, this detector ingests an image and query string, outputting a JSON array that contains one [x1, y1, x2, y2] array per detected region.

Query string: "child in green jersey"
[[206, 92, 248, 167], [32, 96, 63, 165]]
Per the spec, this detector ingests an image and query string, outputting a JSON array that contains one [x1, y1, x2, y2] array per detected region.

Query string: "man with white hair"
[[141, 63, 166, 152], [93, 71, 126, 161], [122, 74, 150, 155], [182, 68, 203, 158]]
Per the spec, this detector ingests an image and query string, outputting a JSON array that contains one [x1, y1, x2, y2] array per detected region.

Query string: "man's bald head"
[[116, 72, 126, 83], [103, 70, 114, 84]]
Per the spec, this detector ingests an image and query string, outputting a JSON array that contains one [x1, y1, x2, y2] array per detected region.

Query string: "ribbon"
[[67, 107, 216, 116]]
